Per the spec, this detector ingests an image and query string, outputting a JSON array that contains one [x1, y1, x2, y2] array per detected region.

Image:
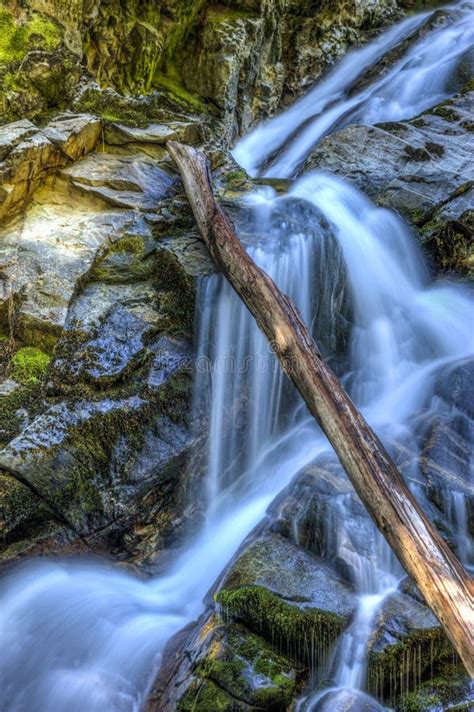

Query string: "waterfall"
[[1, 4, 473, 711], [233, 1, 474, 178]]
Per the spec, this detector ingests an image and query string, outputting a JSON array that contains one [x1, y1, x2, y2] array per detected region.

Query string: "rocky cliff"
[[1, 0, 405, 139]]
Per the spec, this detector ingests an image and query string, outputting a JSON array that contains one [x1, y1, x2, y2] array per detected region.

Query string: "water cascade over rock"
[[0, 3, 473, 711]]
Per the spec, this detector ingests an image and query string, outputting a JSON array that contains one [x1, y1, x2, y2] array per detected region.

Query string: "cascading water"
[[1, 4, 473, 711], [233, 1, 474, 178]]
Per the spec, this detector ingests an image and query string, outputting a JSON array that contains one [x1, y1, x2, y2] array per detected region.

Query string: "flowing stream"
[[1, 3, 473, 711], [233, 1, 474, 178]]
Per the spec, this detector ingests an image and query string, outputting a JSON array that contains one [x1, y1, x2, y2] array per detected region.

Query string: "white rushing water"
[[1, 3, 473, 711], [233, 1, 474, 178]]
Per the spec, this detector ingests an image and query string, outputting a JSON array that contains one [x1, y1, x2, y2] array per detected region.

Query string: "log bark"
[[167, 141, 474, 675]]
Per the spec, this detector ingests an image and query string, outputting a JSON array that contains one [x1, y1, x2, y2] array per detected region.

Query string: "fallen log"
[[167, 141, 474, 675]]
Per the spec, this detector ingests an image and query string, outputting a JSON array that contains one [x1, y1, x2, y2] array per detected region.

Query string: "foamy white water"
[[233, 1, 474, 177]]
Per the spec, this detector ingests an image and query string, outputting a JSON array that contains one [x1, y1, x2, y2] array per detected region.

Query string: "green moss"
[[206, 7, 257, 23], [216, 585, 344, 663], [162, 0, 207, 64], [0, 471, 58, 556], [225, 170, 247, 181], [424, 141, 444, 157], [421, 211, 473, 278], [74, 88, 155, 128], [200, 657, 248, 700], [460, 78, 474, 94], [154, 70, 209, 113], [182, 622, 297, 711], [398, 661, 471, 711], [0, 380, 43, 448], [111, 235, 147, 256], [404, 145, 430, 162], [177, 679, 234, 711], [429, 105, 460, 122], [367, 627, 454, 703], [0, 9, 61, 64], [45, 400, 154, 526], [154, 248, 196, 333], [10, 347, 51, 385], [15, 316, 61, 355], [88, 234, 154, 284]]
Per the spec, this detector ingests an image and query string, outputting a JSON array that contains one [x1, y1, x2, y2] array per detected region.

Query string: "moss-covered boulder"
[[177, 621, 299, 711], [398, 660, 473, 711], [367, 590, 456, 704], [217, 585, 345, 664]]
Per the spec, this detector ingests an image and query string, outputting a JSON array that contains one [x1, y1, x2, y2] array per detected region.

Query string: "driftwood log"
[[167, 141, 474, 675]]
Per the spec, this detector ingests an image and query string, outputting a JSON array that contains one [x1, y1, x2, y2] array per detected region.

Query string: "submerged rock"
[[313, 688, 386, 711]]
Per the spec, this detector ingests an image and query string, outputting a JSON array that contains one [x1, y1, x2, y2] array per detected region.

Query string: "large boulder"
[[0, 110, 217, 568], [151, 532, 353, 711]]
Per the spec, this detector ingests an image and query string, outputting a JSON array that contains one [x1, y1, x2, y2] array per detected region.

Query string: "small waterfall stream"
[[1, 4, 473, 711], [233, 1, 474, 178]]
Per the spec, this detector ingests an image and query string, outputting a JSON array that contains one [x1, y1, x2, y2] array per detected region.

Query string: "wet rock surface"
[[304, 91, 474, 277], [0, 109, 215, 567], [0, 3, 472, 711]]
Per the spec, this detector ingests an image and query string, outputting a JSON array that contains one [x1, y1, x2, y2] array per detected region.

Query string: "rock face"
[[1, 1, 402, 139], [0, 114, 215, 567], [304, 91, 474, 277]]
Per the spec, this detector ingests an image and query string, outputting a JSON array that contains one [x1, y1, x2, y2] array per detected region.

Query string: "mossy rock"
[[88, 233, 156, 285], [153, 248, 196, 334], [0, 344, 50, 447], [216, 585, 344, 664], [0, 7, 80, 124], [178, 620, 298, 712], [368, 626, 455, 703], [398, 660, 472, 711], [177, 679, 239, 711], [154, 71, 212, 115], [74, 87, 158, 127], [0, 471, 59, 561], [0, 8, 61, 64], [10, 347, 51, 385], [0, 379, 43, 448]]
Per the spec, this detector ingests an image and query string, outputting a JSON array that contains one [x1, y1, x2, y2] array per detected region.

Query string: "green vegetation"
[[398, 661, 471, 711], [0, 9, 61, 64], [154, 70, 210, 114], [205, 6, 257, 23], [74, 88, 156, 127], [429, 104, 460, 123], [217, 585, 344, 661], [10, 347, 51, 385], [177, 620, 297, 711], [368, 627, 454, 703], [178, 679, 234, 711]]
